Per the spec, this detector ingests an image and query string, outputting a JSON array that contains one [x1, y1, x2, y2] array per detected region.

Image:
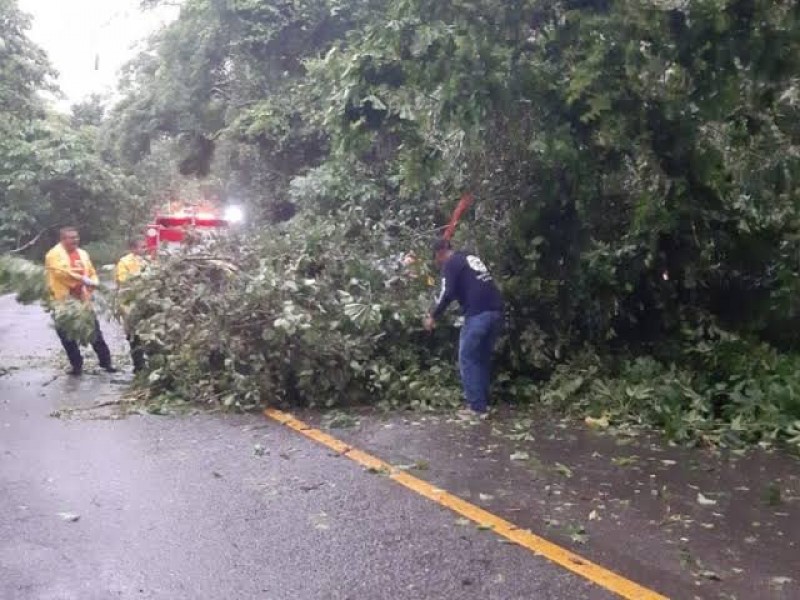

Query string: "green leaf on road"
[[554, 463, 574, 478]]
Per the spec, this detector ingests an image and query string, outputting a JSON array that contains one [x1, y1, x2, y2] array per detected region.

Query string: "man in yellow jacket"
[[115, 238, 147, 373], [45, 226, 115, 376]]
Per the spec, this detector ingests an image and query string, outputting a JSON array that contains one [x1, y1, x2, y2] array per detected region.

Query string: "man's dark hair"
[[431, 238, 452, 258], [128, 238, 143, 250]]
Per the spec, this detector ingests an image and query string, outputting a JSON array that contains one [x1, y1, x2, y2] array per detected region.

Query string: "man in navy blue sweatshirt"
[[424, 239, 504, 416]]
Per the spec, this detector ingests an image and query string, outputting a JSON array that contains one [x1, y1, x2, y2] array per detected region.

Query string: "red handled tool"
[[443, 192, 474, 241]]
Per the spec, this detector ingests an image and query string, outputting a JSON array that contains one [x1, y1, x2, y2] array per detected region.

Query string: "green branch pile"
[[124, 218, 462, 410], [0, 255, 47, 304], [0, 255, 106, 345]]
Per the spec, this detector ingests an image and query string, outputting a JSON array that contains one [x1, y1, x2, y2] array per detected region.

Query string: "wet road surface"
[[300, 405, 800, 599], [0, 296, 612, 600]]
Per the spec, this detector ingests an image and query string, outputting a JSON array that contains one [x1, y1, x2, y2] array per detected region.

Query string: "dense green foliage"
[[0, 255, 47, 303], [124, 220, 463, 409], [0, 0, 143, 257], [0, 255, 102, 344]]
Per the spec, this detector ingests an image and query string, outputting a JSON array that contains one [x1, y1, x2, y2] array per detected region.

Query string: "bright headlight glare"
[[224, 205, 245, 224]]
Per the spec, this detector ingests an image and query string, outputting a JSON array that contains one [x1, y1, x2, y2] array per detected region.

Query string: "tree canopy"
[[0, 0, 141, 256]]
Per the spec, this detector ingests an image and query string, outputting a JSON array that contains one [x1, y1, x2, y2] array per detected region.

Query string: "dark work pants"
[[128, 333, 146, 373], [56, 318, 112, 371]]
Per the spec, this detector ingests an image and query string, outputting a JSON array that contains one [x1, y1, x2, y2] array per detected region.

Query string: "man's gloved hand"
[[81, 276, 96, 287]]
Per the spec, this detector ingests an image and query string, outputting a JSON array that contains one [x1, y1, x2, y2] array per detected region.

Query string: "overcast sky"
[[18, 0, 180, 109]]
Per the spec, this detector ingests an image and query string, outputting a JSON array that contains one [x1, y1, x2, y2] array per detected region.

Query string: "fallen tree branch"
[[10, 226, 57, 254]]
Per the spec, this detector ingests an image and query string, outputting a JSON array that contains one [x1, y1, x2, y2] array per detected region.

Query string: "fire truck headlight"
[[224, 205, 245, 224]]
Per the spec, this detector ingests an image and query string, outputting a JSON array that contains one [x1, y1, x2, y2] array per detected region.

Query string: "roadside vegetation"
[[2, 0, 800, 450]]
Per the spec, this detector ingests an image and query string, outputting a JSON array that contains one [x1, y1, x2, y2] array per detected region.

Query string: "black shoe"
[[101, 365, 118, 374], [68, 367, 83, 377]]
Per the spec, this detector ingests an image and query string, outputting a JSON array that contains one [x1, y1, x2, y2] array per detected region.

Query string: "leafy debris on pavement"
[[554, 462, 574, 478], [57, 512, 80, 522], [697, 493, 717, 506], [321, 411, 360, 430]]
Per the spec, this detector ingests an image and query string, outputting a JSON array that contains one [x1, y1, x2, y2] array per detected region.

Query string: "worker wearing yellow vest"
[[44, 226, 115, 376], [115, 238, 147, 373]]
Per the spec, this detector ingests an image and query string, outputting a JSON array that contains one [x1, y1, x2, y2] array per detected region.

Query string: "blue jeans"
[[458, 311, 503, 413]]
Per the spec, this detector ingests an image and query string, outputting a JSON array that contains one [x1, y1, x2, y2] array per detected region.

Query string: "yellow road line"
[[264, 408, 668, 600]]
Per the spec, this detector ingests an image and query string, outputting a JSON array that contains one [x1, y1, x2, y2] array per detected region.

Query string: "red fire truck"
[[144, 204, 244, 256]]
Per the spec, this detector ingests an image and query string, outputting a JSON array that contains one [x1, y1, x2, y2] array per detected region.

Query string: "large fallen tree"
[[4, 0, 800, 450], [122, 218, 464, 410]]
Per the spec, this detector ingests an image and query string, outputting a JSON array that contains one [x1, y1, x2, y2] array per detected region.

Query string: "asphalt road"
[[0, 296, 612, 600]]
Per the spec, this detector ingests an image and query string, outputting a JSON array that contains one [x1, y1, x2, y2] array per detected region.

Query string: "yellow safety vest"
[[115, 253, 145, 285], [44, 244, 97, 302]]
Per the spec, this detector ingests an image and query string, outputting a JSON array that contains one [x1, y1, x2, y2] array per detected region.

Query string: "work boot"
[[456, 408, 489, 422]]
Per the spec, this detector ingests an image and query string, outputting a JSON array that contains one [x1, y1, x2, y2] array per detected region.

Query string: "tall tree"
[[0, 0, 141, 255]]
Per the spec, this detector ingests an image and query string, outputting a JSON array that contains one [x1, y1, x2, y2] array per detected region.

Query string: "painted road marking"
[[264, 408, 668, 600]]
